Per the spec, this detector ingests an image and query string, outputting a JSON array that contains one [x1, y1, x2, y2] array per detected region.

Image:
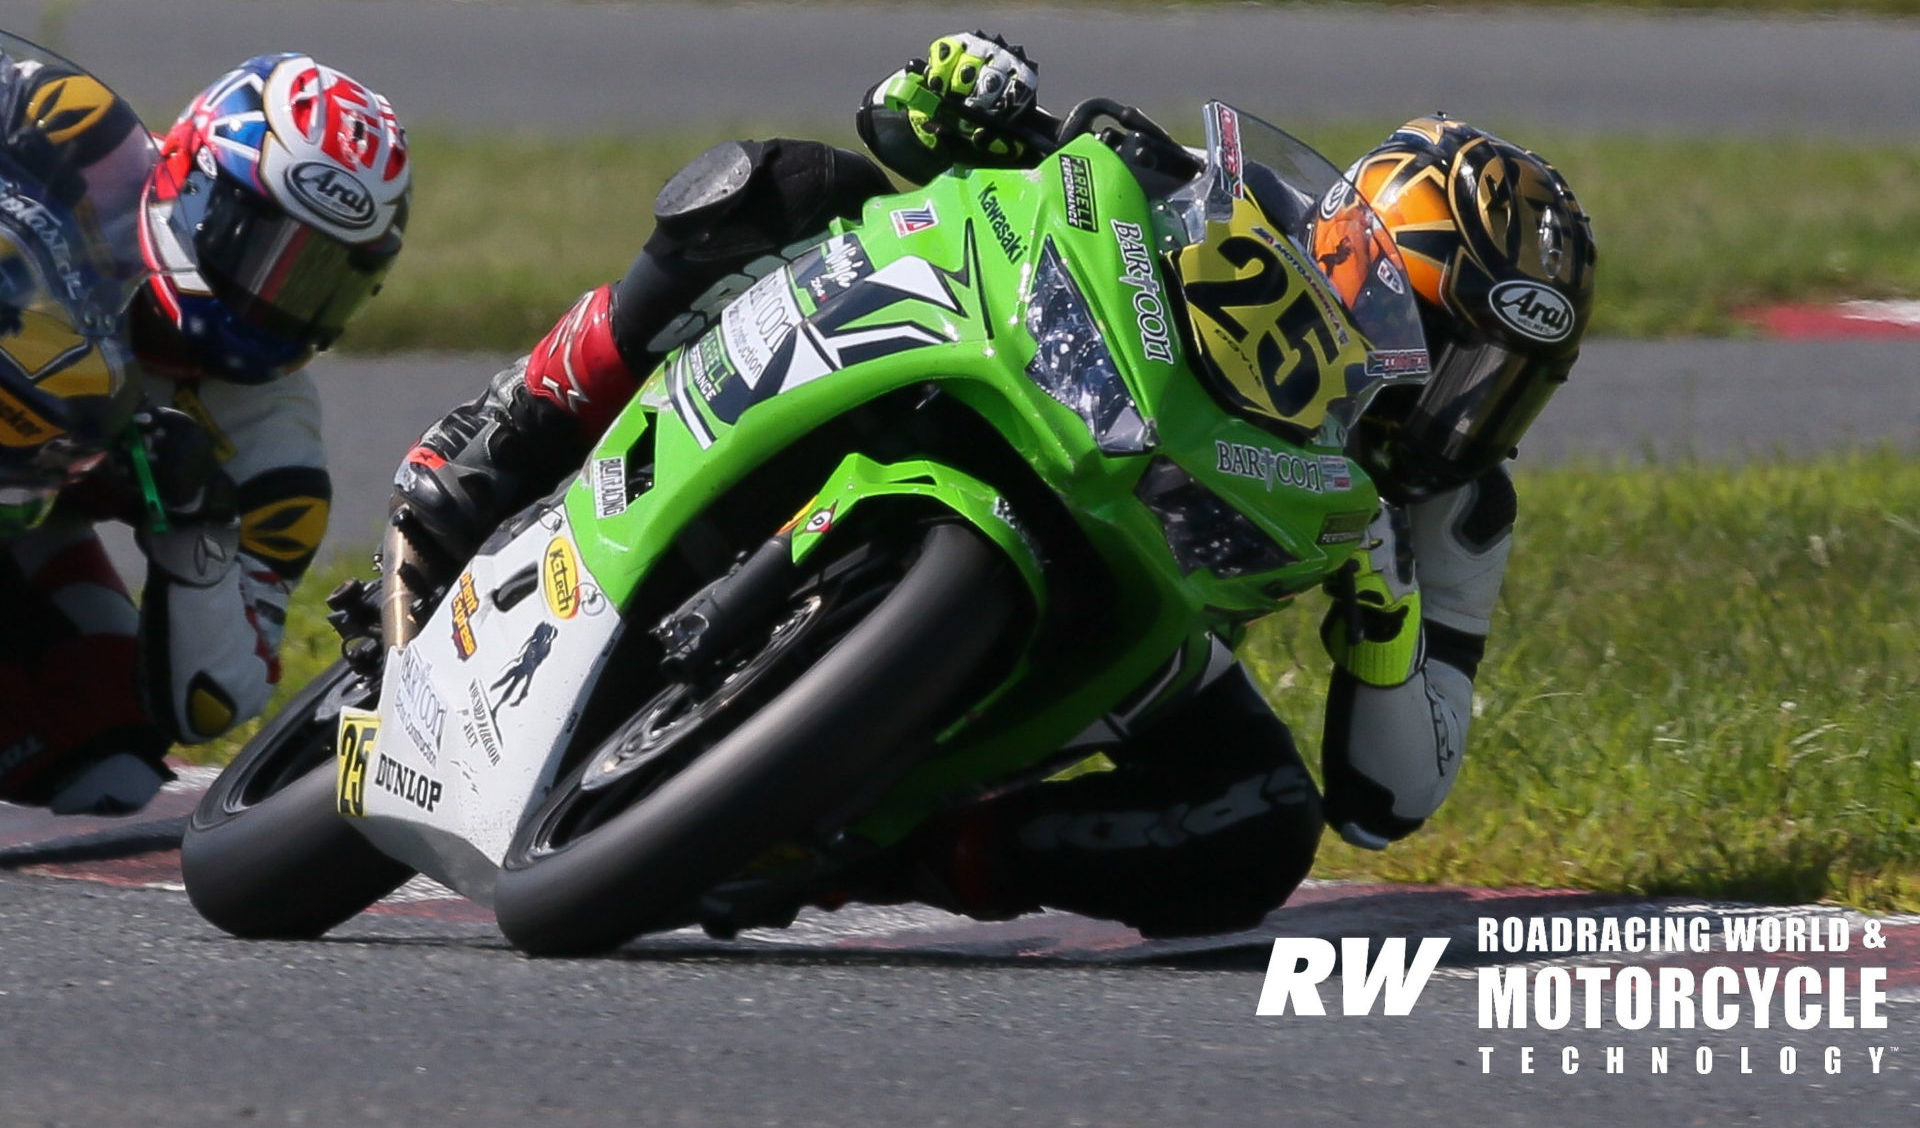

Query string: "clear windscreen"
[[1162, 103, 1430, 440]]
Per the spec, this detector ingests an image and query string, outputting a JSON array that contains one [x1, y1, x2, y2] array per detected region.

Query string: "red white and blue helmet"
[[140, 54, 409, 383]]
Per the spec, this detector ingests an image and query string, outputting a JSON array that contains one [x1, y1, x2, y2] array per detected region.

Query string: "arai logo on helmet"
[[1489, 279, 1575, 344], [285, 161, 376, 230]]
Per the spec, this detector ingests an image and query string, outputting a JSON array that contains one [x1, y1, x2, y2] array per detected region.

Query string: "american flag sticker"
[[891, 203, 939, 237]]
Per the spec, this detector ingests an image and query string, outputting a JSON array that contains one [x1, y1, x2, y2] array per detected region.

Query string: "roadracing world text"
[[1254, 915, 1901, 1078]]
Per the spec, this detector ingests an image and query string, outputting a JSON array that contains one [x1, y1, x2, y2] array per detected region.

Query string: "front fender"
[[786, 453, 1047, 612]]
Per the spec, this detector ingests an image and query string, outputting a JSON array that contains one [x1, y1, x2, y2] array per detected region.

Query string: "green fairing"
[[559, 117, 1387, 845]]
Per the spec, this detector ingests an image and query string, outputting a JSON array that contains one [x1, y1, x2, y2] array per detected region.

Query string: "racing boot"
[[47, 749, 173, 816], [2, 724, 174, 816]]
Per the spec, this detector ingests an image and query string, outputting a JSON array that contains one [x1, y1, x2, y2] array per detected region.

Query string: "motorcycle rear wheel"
[[493, 521, 1020, 956], [181, 657, 416, 939]]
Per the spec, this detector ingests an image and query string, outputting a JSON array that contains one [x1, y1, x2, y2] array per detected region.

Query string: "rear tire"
[[493, 522, 1020, 956], [181, 658, 416, 939]]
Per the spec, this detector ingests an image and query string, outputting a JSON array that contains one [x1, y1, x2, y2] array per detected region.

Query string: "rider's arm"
[[1317, 467, 1516, 848], [856, 32, 1042, 184], [138, 376, 333, 742]]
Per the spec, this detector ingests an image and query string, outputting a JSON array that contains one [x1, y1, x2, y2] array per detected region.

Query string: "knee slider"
[[652, 140, 764, 243], [647, 138, 881, 263]]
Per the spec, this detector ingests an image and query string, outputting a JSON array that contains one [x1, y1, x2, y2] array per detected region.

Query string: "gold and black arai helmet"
[[1344, 114, 1596, 501]]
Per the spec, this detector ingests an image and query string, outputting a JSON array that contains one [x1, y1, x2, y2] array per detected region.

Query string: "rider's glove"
[[861, 31, 1039, 180], [919, 32, 1038, 158], [133, 407, 241, 587], [1320, 505, 1423, 688]]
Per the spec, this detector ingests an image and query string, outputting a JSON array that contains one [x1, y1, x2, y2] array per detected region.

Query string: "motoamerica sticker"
[[891, 203, 938, 237]]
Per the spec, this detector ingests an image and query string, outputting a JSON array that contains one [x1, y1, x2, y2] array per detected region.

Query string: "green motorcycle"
[[180, 99, 1430, 956]]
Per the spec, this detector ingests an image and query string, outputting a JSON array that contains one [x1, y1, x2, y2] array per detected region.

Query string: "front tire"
[[181, 657, 416, 939], [493, 522, 1021, 956]]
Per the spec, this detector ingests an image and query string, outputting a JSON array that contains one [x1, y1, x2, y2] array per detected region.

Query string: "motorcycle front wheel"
[[180, 656, 416, 939], [493, 521, 1022, 956]]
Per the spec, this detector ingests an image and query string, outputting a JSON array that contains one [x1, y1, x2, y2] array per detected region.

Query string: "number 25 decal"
[[336, 710, 379, 818], [1174, 198, 1361, 437]]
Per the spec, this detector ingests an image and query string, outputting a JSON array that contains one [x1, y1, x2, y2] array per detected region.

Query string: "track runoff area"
[[2, 762, 1914, 1083]]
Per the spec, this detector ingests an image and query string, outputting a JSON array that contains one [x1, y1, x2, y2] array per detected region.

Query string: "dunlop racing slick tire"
[[494, 522, 1020, 956], [181, 657, 416, 939]]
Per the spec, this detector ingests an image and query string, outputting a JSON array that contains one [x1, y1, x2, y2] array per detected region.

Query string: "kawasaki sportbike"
[[182, 99, 1431, 955]]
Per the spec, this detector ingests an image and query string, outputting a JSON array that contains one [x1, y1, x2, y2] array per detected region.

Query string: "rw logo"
[[1256, 937, 1451, 1016]]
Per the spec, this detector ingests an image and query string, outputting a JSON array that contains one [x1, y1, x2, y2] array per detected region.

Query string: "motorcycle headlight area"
[[1024, 241, 1153, 455], [1135, 458, 1298, 579]]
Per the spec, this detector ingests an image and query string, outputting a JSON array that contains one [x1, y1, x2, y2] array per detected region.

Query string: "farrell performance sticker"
[[1059, 154, 1097, 232]]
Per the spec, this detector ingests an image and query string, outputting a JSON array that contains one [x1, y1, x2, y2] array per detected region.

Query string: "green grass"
[[347, 127, 1920, 354], [203, 452, 1920, 911], [1239, 449, 1920, 910]]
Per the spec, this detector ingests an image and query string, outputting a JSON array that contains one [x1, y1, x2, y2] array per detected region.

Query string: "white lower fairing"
[[349, 503, 625, 904]]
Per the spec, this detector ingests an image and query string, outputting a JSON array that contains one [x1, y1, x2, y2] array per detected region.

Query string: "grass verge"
[[349, 127, 1920, 354], [198, 451, 1920, 911], [1242, 448, 1920, 910]]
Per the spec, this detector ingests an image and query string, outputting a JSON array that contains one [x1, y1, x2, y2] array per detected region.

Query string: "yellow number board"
[[1173, 195, 1370, 440], [335, 708, 380, 818]]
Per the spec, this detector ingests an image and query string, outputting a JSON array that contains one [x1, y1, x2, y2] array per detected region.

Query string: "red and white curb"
[[5, 771, 1917, 975], [1748, 300, 1920, 339]]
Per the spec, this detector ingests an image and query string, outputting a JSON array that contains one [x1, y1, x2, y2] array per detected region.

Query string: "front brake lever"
[[120, 423, 169, 535]]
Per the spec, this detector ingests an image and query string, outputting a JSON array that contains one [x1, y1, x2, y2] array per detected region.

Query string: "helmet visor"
[[172, 168, 396, 347], [1397, 337, 1569, 491]]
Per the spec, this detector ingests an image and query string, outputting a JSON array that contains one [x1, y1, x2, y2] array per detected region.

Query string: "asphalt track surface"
[[5, 4, 1919, 1124], [2, 780, 1917, 1126]]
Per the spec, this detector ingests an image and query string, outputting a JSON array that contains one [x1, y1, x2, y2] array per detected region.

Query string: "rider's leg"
[[390, 140, 895, 586], [0, 518, 171, 813], [606, 138, 895, 369], [873, 664, 1325, 938]]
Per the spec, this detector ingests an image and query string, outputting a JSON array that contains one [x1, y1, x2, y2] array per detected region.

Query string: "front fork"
[[649, 451, 1047, 716]]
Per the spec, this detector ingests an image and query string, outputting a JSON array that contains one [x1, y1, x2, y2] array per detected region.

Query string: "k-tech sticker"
[[542, 537, 582, 620], [335, 710, 378, 817]]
